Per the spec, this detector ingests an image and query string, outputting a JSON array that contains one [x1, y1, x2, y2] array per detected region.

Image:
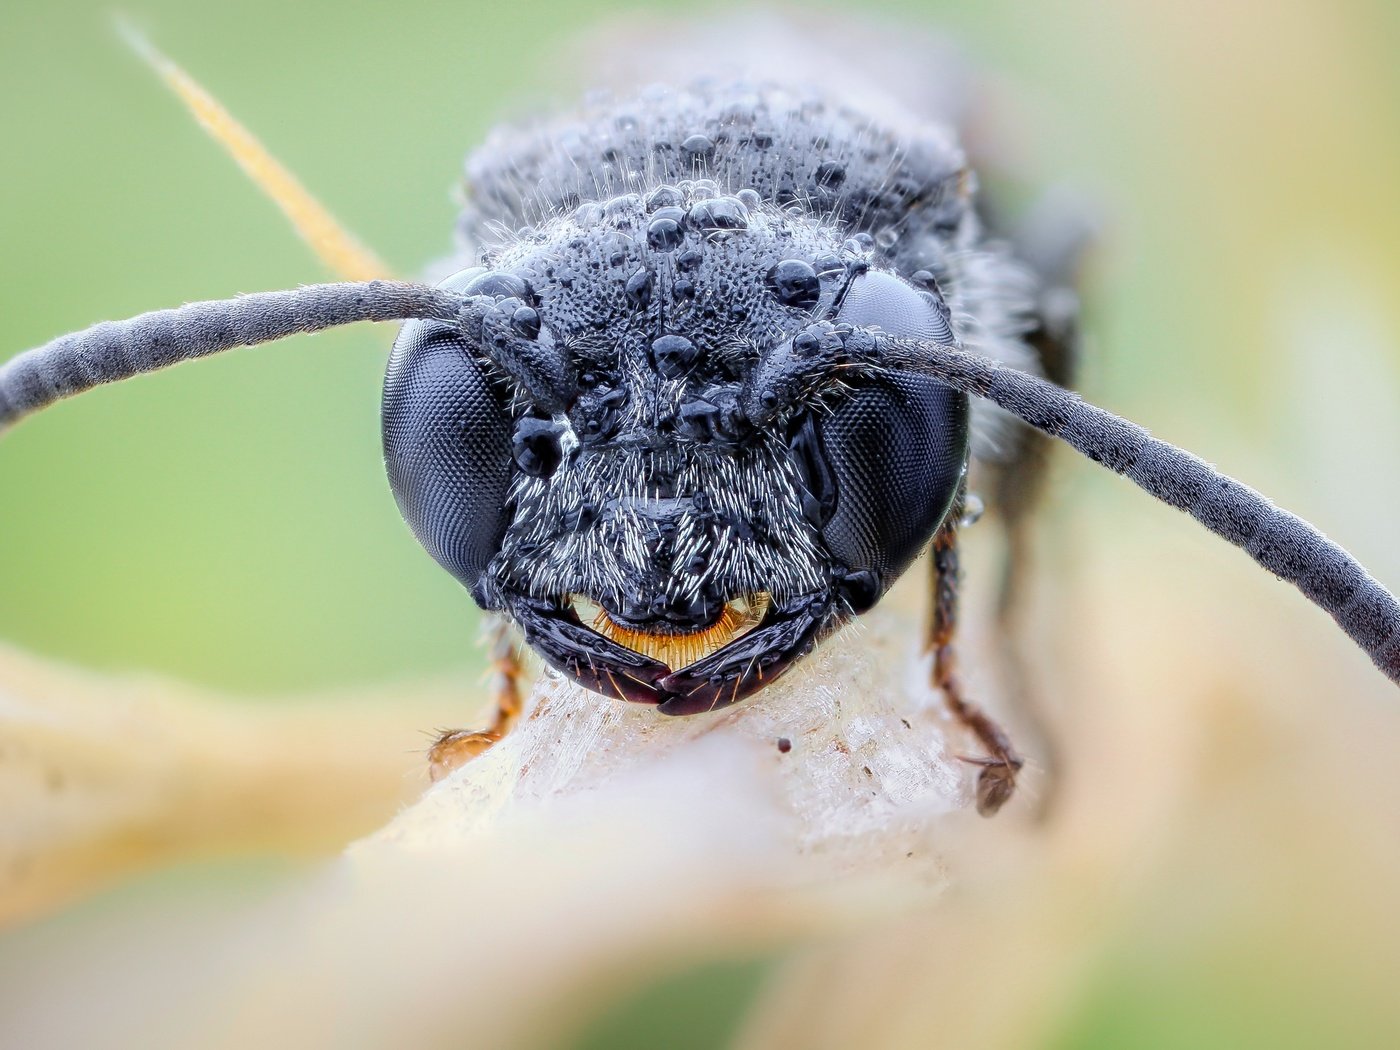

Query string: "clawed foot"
[[958, 749, 1025, 817], [427, 728, 504, 782], [427, 620, 526, 782]]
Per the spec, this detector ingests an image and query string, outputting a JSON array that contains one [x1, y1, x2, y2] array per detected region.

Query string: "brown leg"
[[977, 282, 1081, 820], [951, 188, 1086, 817], [427, 618, 526, 782], [930, 508, 1024, 817], [987, 444, 1061, 819]]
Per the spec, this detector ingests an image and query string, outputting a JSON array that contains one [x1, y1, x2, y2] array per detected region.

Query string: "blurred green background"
[[2, 0, 1397, 691], [2, 0, 1398, 1047]]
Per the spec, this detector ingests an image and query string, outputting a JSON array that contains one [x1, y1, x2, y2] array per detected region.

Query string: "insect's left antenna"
[[0, 281, 464, 433]]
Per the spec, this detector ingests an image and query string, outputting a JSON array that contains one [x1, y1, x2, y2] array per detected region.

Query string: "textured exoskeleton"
[[378, 71, 1059, 714]]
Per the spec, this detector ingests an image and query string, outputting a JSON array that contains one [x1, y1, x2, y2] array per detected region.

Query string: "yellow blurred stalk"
[[0, 645, 474, 925]]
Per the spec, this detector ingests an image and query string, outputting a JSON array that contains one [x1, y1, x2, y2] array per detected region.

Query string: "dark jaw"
[[509, 596, 671, 704], [506, 593, 843, 713], [655, 597, 840, 714]]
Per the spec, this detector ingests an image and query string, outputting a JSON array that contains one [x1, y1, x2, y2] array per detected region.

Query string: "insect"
[[2, 33, 1397, 818]]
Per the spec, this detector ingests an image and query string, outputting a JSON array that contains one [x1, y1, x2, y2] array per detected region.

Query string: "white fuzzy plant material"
[[358, 598, 972, 882]]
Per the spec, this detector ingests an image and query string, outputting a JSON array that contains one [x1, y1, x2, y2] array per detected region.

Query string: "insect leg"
[[427, 617, 527, 782], [983, 247, 1084, 820], [929, 499, 1024, 817]]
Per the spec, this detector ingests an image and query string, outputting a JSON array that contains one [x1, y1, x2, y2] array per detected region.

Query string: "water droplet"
[[603, 194, 642, 228], [462, 270, 533, 302], [766, 259, 821, 309], [688, 197, 749, 232], [650, 334, 698, 379], [512, 417, 565, 478], [676, 396, 719, 440], [572, 203, 604, 228], [814, 161, 846, 188], [646, 208, 686, 251], [959, 493, 986, 529], [681, 133, 714, 158], [434, 267, 487, 294], [876, 226, 900, 248], [646, 186, 683, 211], [510, 305, 541, 340], [677, 248, 704, 271], [624, 268, 653, 307]]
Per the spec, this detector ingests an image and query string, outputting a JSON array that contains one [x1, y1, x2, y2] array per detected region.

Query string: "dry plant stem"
[[930, 515, 1024, 817], [0, 645, 461, 926], [428, 618, 525, 781]]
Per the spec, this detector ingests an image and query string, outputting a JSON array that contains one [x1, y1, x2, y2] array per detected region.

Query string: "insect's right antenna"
[[878, 336, 1400, 686], [0, 281, 463, 433]]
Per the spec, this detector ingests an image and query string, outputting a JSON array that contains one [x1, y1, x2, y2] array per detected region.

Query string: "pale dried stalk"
[[5, 538, 1400, 1050], [0, 590, 989, 1049], [360, 597, 969, 871], [0, 646, 474, 924]]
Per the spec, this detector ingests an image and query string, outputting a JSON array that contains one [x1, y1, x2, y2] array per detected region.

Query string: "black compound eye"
[[802, 271, 968, 593], [382, 303, 515, 605]]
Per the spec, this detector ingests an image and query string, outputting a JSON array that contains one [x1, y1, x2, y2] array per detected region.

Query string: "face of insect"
[[383, 183, 968, 713]]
